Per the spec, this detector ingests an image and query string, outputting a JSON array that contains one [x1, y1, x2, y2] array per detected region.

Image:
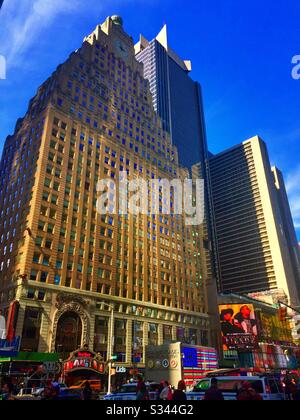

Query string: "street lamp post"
[[98, 302, 114, 395], [107, 305, 114, 396]]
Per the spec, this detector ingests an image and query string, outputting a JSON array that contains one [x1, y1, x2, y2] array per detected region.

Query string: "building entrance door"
[[55, 312, 82, 355]]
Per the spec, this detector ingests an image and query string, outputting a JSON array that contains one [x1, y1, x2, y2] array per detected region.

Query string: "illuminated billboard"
[[257, 311, 293, 343], [219, 304, 258, 351]]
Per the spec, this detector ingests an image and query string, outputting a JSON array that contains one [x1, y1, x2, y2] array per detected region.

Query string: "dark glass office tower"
[[135, 25, 208, 170], [136, 27, 221, 346]]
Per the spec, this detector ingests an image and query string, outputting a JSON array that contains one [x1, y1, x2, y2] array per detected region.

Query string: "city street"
[[0, 0, 300, 406]]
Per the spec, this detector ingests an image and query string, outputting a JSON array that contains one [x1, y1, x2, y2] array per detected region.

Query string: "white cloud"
[[0, 0, 160, 69], [0, 0, 82, 65], [286, 166, 300, 232]]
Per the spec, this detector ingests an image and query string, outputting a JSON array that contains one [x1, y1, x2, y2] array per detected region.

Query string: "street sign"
[[162, 359, 170, 369], [43, 361, 61, 375], [116, 366, 126, 374], [170, 359, 178, 369], [0, 336, 20, 357]]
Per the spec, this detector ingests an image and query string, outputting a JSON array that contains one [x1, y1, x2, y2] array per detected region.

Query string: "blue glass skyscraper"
[[135, 25, 208, 170], [136, 26, 222, 310]]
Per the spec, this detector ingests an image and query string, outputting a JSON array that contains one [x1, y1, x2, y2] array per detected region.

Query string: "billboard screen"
[[0, 336, 21, 358], [182, 346, 218, 386], [219, 304, 258, 351], [257, 311, 293, 343]]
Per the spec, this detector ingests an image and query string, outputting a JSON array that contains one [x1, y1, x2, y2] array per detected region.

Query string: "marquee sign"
[[63, 348, 105, 374]]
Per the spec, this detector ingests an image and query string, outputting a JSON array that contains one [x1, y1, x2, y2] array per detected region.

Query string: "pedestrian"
[[159, 381, 173, 400], [43, 379, 59, 400], [136, 375, 148, 401], [0, 382, 15, 400], [204, 378, 224, 401], [283, 372, 297, 400], [157, 381, 164, 400], [237, 382, 262, 401], [81, 381, 93, 401], [172, 380, 187, 401], [293, 383, 300, 401]]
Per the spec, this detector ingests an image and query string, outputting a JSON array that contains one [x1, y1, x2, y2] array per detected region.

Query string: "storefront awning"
[[0, 352, 60, 363]]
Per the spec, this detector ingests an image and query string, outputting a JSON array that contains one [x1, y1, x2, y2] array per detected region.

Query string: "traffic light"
[[111, 354, 118, 362], [279, 307, 287, 322]]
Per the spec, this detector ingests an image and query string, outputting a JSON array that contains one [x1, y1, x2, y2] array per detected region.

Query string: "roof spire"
[[156, 24, 168, 51]]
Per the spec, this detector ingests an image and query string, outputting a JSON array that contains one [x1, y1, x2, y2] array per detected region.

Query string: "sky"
[[0, 0, 299, 239]]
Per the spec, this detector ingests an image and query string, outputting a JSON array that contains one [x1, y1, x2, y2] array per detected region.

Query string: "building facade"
[[209, 136, 300, 307], [272, 167, 300, 302], [135, 25, 208, 172], [135, 23, 220, 299], [0, 16, 215, 367]]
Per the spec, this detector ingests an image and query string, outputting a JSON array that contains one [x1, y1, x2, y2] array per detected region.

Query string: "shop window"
[[148, 323, 158, 346]]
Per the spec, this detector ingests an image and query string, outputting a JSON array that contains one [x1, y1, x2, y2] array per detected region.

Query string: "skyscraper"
[[209, 136, 300, 307], [272, 166, 300, 300], [135, 25, 208, 170], [135, 24, 220, 337], [0, 16, 214, 363]]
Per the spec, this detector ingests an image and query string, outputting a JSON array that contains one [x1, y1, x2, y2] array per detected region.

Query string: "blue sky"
[[0, 0, 299, 239]]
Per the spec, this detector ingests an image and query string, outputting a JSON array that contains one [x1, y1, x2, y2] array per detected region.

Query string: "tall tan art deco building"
[[209, 136, 300, 307], [0, 17, 215, 364]]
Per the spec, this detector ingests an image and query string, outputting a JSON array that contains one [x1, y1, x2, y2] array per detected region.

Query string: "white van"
[[104, 382, 160, 401], [187, 376, 285, 401]]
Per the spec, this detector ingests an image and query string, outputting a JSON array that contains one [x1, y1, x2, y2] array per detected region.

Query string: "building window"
[[148, 323, 158, 346], [27, 289, 35, 299], [54, 275, 61, 285], [21, 308, 42, 352], [40, 272, 48, 283], [94, 316, 108, 356], [37, 291, 46, 301], [30, 271, 37, 281], [33, 253, 40, 264]]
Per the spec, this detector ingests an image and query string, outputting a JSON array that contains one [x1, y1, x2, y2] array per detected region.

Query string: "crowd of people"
[[135, 373, 300, 401], [0, 377, 93, 401], [2, 372, 300, 401], [136, 376, 188, 401]]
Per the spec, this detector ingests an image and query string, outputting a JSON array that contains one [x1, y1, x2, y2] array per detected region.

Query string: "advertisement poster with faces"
[[219, 304, 258, 351]]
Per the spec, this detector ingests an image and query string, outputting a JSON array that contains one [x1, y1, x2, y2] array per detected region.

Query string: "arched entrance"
[[55, 312, 83, 355]]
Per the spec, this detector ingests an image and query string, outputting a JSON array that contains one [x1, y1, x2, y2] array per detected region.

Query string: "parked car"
[[104, 382, 160, 401], [187, 376, 285, 401], [16, 388, 39, 400], [32, 383, 68, 398], [20, 385, 82, 400], [57, 388, 82, 400], [69, 380, 102, 393]]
